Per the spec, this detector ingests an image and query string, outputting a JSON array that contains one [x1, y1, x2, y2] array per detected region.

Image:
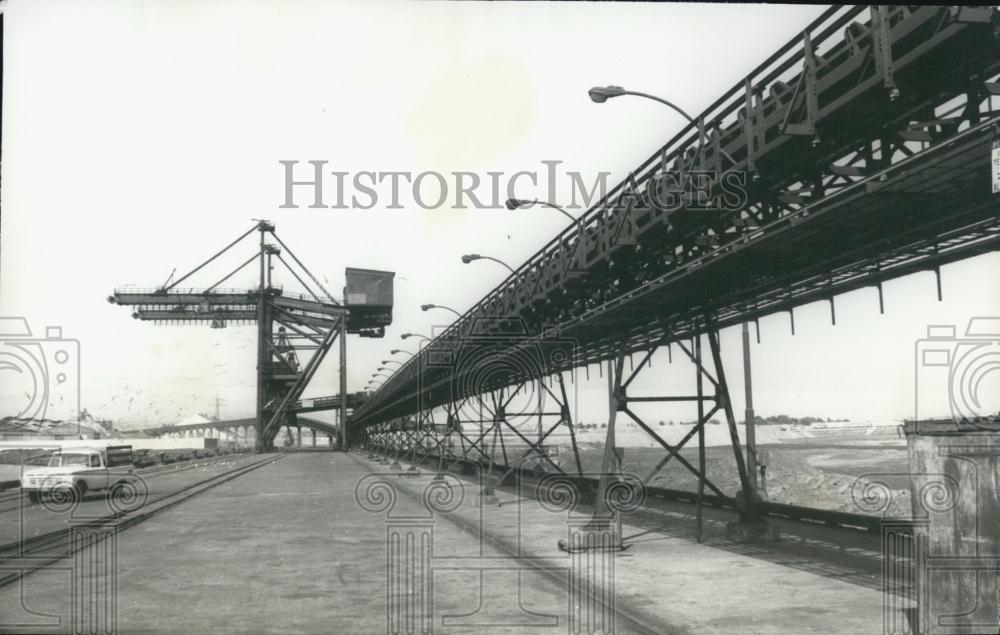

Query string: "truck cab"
[[21, 446, 135, 504]]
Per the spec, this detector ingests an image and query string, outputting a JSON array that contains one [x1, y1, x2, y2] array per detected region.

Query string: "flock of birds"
[[89, 329, 263, 430]]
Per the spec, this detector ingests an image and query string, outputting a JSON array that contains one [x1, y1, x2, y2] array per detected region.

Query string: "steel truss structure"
[[355, 6, 1000, 532], [109, 221, 354, 452], [360, 327, 764, 532]]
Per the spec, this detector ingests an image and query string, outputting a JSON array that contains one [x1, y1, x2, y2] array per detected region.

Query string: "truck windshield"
[[46, 453, 91, 467]]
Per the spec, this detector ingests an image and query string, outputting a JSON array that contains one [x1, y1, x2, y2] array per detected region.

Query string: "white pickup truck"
[[21, 446, 136, 504]]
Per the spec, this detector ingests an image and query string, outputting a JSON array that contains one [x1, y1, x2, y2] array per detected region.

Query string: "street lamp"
[[506, 198, 590, 279], [390, 349, 414, 358], [588, 85, 696, 123], [505, 198, 578, 226], [372, 372, 392, 379], [420, 303, 463, 318], [401, 332, 431, 343], [461, 254, 516, 274], [381, 360, 403, 367], [588, 85, 736, 165]]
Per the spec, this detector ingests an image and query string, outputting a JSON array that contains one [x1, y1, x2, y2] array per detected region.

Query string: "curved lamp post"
[[589, 85, 697, 125], [420, 303, 463, 318], [505, 198, 578, 225], [505, 199, 588, 278], [588, 85, 736, 165], [401, 332, 432, 343], [461, 254, 515, 274]]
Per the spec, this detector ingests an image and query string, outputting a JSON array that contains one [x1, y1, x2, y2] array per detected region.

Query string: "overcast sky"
[[2, 1, 998, 429]]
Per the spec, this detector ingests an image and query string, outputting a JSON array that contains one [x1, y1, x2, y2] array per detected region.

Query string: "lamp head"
[[588, 85, 627, 103], [461, 254, 481, 264], [420, 304, 434, 311], [505, 198, 528, 211]]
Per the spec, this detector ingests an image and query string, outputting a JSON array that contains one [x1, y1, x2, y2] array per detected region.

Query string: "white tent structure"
[[174, 414, 213, 429]]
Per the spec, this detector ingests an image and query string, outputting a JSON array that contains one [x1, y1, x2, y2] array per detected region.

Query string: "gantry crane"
[[108, 221, 394, 452]]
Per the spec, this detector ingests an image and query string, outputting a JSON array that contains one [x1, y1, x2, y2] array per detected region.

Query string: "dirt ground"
[[571, 443, 913, 516], [487, 430, 914, 517]]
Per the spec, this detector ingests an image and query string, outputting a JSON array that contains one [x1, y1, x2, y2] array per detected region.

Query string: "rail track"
[[0, 453, 283, 589]]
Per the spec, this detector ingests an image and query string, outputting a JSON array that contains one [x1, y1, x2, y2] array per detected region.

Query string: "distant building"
[[0, 415, 111, 440]]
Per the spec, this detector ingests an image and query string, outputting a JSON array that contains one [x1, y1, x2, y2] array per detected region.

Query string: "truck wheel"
[[27, 491, 40, 504], [107, 478, 147, 513], [46, 485, 78, 511], [108, 481, 131, 502]]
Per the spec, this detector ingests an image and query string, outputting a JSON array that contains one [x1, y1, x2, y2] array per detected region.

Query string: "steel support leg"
[[707, 328, 778, 542], [560, 355, 628, 553], [696, 336, 706, 542]]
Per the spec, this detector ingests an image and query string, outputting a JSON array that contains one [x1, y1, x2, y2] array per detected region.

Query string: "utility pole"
[[339, 315, 347, 450], [255, 222, 269, 452]]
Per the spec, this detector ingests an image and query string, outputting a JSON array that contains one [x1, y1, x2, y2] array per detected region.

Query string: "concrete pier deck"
[[0, 451, 902, 633]]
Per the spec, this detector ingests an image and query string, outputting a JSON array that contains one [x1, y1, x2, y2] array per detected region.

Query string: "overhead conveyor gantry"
[[354, 5, 1000, 537]]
